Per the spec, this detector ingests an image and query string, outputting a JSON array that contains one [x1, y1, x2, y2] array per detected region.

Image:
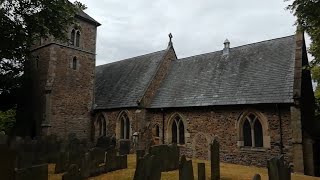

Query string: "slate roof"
[[76, 10, 101, 26], [150, 35, 296, 108], [95, 50, 167, 109]]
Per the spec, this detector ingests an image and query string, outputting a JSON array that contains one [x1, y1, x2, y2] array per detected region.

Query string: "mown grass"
[[48, 154, 320, 180]]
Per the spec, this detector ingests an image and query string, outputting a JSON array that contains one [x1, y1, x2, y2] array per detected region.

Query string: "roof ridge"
[[97, 49, 167, 67], [178, 34, 295, 61]]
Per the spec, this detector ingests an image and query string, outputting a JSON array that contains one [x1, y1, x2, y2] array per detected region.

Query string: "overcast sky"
[[72, 0, 306, 66]]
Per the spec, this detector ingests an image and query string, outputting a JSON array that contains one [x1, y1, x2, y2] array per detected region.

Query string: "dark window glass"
[[243, 120, 252, 146], [254, 120, 263, 147], [120, 117, 124, 139], [125, 115, 130, 139], [155, 125, 160, 137], [76, 31, 80, 47], [178, 120, 185, 144], [172, 121, 177, 143], [71, 29, 75, 45], [72, 57, 77, 70]]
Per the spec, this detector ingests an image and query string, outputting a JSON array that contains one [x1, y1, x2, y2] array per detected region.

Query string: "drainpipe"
[[276, 104, 284, 154], [161, 108, 165, 144]]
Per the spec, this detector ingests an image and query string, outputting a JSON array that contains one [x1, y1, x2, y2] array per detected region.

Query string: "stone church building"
[[24, 9, 320, 176]]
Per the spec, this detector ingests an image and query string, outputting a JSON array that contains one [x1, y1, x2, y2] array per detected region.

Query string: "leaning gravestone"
[[198, 163, 206, 180], [267, 155, 291, 180], [210, 139, 220, 180], [0, 145, 16, 180], [119, 139, 131, 155], [179, 155, 194, 180], [15, 164, 48, 180]]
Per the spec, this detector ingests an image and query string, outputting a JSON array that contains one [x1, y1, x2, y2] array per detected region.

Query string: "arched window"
[[152, 124, 160, 138], [72, 57, 77, 70], [76, 31, 80, 47], [240, 113, 265, 148], [70, 29, 75, 45], [171, 115, 185, 145], [120, 112, 130, 139], [97, 114, 106, 137]]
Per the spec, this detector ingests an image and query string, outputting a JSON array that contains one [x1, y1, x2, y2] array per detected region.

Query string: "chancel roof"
[[150, 35, 295, 108]]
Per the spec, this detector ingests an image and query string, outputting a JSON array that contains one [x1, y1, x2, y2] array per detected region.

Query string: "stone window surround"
[[70, 29, 81, 47], [70, 56, 80, 70], [166, 113, 190, 145], [236, 110, 271, 149], [116, 110, 132, 140], [92, 112, 108, 142]]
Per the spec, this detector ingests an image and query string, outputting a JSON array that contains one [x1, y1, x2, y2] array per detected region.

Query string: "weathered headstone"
[[198, 163, 206, 180], [62, 164, 81, 180], [253, 173, 261, 180], [80, 152, 91, 179], [119, 139, 131, 155], [133, 153, 161, 180], [149, 144, 179, 171], [210, 139, 220, 180], [15, 164, 48, 180], [105, 150, 117, 172], [179, 155, 194, 180], [96, 136, 116, 151], [90, 147, 106, 165], [267, 155, 291, 180], [0, 145, 16, 180], [136, 149, 145, 167], [55, 152, 69, 174]]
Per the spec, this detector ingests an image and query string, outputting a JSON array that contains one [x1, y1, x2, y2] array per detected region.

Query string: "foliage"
[[0, 0, 86, 110], [287, 0, 320, 64], [0, 108, 16, 134]]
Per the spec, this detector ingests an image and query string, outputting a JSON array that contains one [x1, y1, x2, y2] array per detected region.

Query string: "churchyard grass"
[[48, 154, 319, 180]]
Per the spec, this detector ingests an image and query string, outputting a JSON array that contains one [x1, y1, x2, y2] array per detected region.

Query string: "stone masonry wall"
[[30, 18, 97, 139], [147, 105, 293, 168]]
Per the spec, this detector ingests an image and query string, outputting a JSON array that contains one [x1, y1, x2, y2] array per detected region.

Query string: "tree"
[[0, 0, 86, 111], [287, 0, 320, 64]]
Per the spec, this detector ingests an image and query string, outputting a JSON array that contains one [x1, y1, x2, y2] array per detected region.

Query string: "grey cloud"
[[74, 0, 297, 65]]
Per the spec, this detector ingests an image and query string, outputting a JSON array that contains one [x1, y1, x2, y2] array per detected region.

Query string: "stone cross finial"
[[168, 33, 173, 47]]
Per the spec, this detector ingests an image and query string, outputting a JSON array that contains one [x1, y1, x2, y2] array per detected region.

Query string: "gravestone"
[[198, 163, 206, 180], [119, 139, 131, 155], [210, 139, 220, 180], [118, 155, 128, 169], [133, 153, 161, 180], [96, 136, 116, 150], [267, 155, 291, 180], [15, 164, 48, 180], [62, 164, 81, 180], [90, 147, 106, 165], [253, 173, 261, 180], [80, 152, 91, 179], [149, 144, 179, 171], [105, 150, 117, 172], [136, 149, 145, 167], [0, 145, 16, 180], [179, 155, 194, 180], [55, 152, 69, 174]]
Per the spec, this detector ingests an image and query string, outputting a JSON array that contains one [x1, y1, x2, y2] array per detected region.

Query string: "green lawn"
[[49, 154, 320, 180]]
